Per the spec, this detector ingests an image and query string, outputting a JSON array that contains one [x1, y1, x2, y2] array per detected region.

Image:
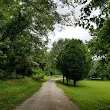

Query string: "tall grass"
[[57, 80, 110, 110], [0, 77, 44, 110]]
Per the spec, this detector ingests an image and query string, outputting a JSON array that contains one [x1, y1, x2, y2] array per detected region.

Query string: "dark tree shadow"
[[57, 79, 88, 88]]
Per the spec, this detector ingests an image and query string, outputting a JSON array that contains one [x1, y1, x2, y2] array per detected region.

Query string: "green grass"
[[44, 75, 62, 80], [0, 75, 62, 110], [56, 80, 110, 110], [0, 77, 45, 110]]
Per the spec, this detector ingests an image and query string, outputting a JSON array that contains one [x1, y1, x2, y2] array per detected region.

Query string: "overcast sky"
[[47, 1, 100, 49], [48, 26, 91, 49]]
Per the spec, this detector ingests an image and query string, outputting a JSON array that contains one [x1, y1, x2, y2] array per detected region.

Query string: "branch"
[[27, 1, 48, 15]]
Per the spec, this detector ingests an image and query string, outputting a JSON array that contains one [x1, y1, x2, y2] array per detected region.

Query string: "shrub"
[[0, 69, 5, 79], [32, 67, 44, 75], [32, 73, 44, 80], [32, 67, 44, 80]]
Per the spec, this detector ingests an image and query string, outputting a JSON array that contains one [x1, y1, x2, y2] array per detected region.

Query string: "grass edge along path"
[[56, 79, 110, 110], [0, 75, 62, 110], [0, 77, 44, 110]]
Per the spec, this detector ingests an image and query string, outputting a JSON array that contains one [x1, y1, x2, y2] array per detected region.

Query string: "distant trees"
[[88, 19, 110, 63], [44, 39, 69, 75], [1, 0, 109, 81], [88, 60, 110, 80], [56, 39, 91, 86]]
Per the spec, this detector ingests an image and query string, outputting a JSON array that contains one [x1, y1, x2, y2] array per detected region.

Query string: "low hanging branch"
[[0, 1, 49, 42]]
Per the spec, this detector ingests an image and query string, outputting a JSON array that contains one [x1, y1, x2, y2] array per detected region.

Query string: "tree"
[[74, 0, 110, 62], [0, 0, 74, 41], [74, 0, 109, 31], [0, 0, 76, 79], [44, 39, 69, 75], [0, 0, 74, 79], [88, 60, 110, 80], [0, 37, 10, 79], [0, 29, 47, 79], [87, 19, 110, 63], [56, 39, 90, 86]]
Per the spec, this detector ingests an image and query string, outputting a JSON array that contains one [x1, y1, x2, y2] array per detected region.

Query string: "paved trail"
[[14, 78, 80, 110]]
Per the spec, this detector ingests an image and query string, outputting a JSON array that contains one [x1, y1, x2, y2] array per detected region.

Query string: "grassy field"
[[57, 80, 110, 110], [0, 77, 45, 110]]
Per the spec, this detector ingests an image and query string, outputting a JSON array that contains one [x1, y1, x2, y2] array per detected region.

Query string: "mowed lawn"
[[0, 77, 45, 110], [57, 80, 110, 110]]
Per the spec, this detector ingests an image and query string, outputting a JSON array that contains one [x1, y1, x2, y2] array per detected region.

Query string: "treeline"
[[88, 60, 110, 80], [0, 33, 46, 79], [0, 0, 110, 81], [46, 37, 110, 82], [44, 0, 110, 81], [0, 0, 63, 79]]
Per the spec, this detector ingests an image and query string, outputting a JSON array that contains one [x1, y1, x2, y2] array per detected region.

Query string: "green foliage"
[[57, 80, 110, 110], [32, 73, 44, 80], [74, 0, 109, 31], [88, 61, 100, 78], [0, 77, 44, 110], [74, 0, 110, 64], [0, 0, 74, 79], [88, 19, 110, 62], [32, 67, 44, 80], [0, 0, 72, 41], [56, 39, 91, 85], [44, 39, 69, 75], [0, 28, 47, 79], [73, 0, 110, 78], [88, 60, 110, 80], [0, 70, 5, 79], [87, 19, 110, 79]]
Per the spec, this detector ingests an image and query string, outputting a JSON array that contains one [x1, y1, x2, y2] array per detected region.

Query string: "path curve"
[[14, 78, 80, 110]]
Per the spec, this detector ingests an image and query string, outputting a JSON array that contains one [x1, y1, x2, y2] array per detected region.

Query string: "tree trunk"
[[50, 72, 52, 76], [63, 74, 64, 83], [67, 78, 68, 85], [74, 79, 76, 86]]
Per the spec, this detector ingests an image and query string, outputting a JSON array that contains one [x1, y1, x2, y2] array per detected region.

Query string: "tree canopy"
[[74, 0, 109, 31], [74, 0, 110, 68], [56, 39, 90, 85], [0, 0, 62, 41], [45, 39, 70, 74], [0, 0, 109, 80], [0, 0, 74, 79]]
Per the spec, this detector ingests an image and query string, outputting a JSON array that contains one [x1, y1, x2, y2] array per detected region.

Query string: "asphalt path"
[[14, 78, 80, 110]]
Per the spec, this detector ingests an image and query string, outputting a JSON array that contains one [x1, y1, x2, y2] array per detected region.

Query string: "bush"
[[32, 73, 44, 80], [32, 67, 44, 75], [0, 69, 24, 80], [0, 69, 5, 79], [6, 72, 17, 79], [32, 67, 44, 80]]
